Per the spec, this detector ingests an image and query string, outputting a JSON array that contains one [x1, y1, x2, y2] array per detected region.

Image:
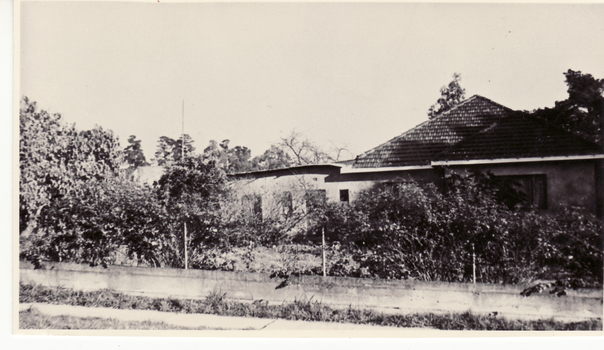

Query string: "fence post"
[[472, 243, 476, 284], [322, 227, 327, 277], [184, 222, 188, 270]]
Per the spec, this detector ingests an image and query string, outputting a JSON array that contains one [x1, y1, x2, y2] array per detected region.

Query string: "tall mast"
[[181, 100, 188, 270], [181, 100, 185, 160]]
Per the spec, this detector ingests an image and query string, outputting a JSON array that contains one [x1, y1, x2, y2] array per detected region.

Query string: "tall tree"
[[154, 136, 176, 166], [200, 131, 350, 173], [157, 155, 227, 265], [428, 73, 466, 119], [123, 135, 148, 168], [154, 135, 195, 166], [279, 130, 335, 166], [19, 97, 122, 237], [202, 139, 229, 167], [532, 69, 603, 146], [227, 145, 253, 173], [244, 130, 351, 171], [174, 134, 196, 161], [202, 139, 255, 174], [250, 145, 293, 171]]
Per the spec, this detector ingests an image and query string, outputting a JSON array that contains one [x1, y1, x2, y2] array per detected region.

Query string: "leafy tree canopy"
[[123, 135, 148, 168], [202, 139, 254, 174], [251, 144, 294, 171], [428, 73, 466, 119], [19, 96, 122, 236], [157, 155, 227, 215], [154, 134, 195, 166], [157, 155, 228, 251], [531, 69, 604, 146], [29, 176, 169, 267], [199, 131, 351, 173]]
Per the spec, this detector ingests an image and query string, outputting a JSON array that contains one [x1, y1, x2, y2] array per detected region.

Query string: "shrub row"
[[191, 173, 602, 285], [21, 165, 602, 286]]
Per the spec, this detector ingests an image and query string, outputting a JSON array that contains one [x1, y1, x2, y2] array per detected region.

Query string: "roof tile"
[[353, 95, 512, 168], [436, 112, 602, 161]]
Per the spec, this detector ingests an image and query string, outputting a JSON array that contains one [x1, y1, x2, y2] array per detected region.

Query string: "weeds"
[[19, 282, 601, 330], [19, 307, 213, 330]]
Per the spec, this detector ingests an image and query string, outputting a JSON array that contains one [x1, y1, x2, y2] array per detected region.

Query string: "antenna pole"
[[181, 100, 188, 270], [181, 100, 185, 160]]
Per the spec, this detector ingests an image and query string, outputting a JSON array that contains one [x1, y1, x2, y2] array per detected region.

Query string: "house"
[[230, 95, 604, 218]]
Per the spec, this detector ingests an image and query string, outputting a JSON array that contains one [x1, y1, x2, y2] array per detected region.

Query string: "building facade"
[[229, 95, 604, 218]]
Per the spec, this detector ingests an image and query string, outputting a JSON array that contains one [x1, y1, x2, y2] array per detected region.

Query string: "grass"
[[19, 282, 602, 331], [19, 306, 213, 330]]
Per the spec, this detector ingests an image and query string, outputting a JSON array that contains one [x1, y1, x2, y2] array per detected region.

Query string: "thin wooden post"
[[322, 227, 327, 277], [184, 221, 188, 270], [472, 243, 476, 284]]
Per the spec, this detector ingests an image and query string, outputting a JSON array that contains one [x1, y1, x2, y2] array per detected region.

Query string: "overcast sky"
[[19, 2, 604, 160]]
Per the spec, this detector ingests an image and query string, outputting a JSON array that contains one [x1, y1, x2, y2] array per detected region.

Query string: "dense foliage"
[[21, 157, 228, 269], [154, 135, 195, 166], [182, 172, 602, 286], [156, 155, 227, 267], [26, 176, 168, 267], [324, 177, 602, 284], [19, 91, 603, 286], [19, 96, 122, 243], [531, 69, 604, 146], [19, 97, 227, 269]]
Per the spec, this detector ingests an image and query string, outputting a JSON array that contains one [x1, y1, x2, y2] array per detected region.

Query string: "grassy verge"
[[19, 282, 602, 331], [19, 306, 212, 330]]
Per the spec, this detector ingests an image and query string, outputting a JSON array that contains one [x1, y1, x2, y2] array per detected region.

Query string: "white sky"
[[18, 2, 604, 160]]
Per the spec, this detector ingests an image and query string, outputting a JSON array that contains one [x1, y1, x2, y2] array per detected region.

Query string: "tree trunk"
[[20, 205, 45, 239], [20, 219, 37, 239]]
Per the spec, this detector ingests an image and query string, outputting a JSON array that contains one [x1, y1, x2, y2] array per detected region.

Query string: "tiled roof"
[[435, 112, 602, 161], [353, 95, 513, 168]]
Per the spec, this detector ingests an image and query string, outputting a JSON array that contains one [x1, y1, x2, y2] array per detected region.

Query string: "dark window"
[[498, 174, 548, 209], [242, 194, 262, 219], [280, 191, 293, 216], [340, 189, 349, 202]]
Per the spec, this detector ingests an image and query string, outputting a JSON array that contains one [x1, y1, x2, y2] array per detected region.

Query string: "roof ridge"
[[355, 95, 505, 161], [469, 95, 515, 113]]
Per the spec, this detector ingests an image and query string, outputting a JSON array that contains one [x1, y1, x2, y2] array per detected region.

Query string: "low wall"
[[19, 261, 603, 322]]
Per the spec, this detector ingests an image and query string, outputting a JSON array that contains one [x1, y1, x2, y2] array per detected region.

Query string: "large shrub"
[[313, 173, 602, 284], [19, 98, 233, 269], [19, 97, 122, 237], [154, 155, 228, 267], [20, 176, 172, 267]]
